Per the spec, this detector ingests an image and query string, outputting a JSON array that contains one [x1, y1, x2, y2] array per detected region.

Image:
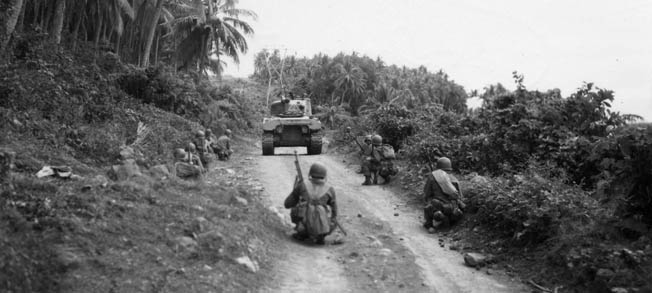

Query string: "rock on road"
[[254, 146, 525, 292]]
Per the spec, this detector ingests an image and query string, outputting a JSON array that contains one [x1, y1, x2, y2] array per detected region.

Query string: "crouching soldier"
[[214, 129, 233, 161], [193, 130, 213, 168], [284, 162, 338, 245], [423, 157, 465, 233], [173, 146, 204, 179], [361, 135, 396, 185]]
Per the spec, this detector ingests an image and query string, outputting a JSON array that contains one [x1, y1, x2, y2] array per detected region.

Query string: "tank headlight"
[[276, 125, 283, 133], [301, 126, 309, 133]]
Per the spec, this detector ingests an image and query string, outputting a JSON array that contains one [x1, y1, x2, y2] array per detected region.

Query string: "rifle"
[[353, 136, 365, 151], [293, 150, 347, 236], [425, 153, 435, 172]]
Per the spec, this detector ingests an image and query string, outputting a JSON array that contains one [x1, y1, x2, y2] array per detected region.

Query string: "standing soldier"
[[423, 157, 465, 233], [214, 129, 233, 161], [284, 162, 338, 245]]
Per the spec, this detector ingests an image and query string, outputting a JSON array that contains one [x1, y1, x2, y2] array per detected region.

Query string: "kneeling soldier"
[[423, 157, 465, 232], [284, 162, 338, 245]]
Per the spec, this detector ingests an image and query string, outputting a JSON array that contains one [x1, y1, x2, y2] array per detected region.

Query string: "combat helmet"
[[186, 142, 196, 152], [309, 163, 327, 179], [436, 157, 453, 171], [371, 135, 382, 146], [225, 129, 232, 136], [173, 148, 186, 160], [195, 130, 205, 138]]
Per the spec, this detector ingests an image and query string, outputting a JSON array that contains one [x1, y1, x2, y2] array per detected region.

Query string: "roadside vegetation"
[[256, 50, 652, 292], [1, 0, 651, 291], [0, 1, 283, 292]]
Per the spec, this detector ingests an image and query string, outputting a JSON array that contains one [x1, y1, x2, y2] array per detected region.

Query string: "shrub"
[[464, 167, 602, 246]]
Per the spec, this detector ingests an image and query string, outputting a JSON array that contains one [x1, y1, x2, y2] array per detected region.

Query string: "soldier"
[[284, 162, 338, 245], [423, 157, 465, 233], [193, 130, 213, 167], [361, 135, 395, 185], [214, 129, 233, 161], [353, 134, 372, 174], [174, 146, 204, 179], [204, 129, 218, 152]]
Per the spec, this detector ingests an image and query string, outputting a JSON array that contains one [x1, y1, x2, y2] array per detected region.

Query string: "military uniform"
[[174, 148, 204, 179], [214, 135, 232, 160], [284, 163, 338, 245], [423, 158, 464, 230], [361, 135, 395, 185]]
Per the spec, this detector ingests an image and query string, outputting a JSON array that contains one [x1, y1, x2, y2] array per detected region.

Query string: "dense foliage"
[[251, 50, 468, 116], [366, 80, 650, 226], [1, 0, 255, 76]]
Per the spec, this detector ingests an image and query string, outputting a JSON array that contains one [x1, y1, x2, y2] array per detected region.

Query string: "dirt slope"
[[252, 146, 527, 292]]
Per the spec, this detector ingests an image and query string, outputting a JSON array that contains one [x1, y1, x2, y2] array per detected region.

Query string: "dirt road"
[[254, 146, 526, 292]]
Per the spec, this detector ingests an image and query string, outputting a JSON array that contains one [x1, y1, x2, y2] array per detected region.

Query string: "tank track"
[[262, 132, 275, 156], [308, 132, 322, 155]]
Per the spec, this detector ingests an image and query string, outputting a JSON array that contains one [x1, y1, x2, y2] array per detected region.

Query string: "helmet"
[[173, 148, 186, 159], [371, 135, 382, 146], [436, 157, 453, 171], [195, 130, 205, 138], [186, 142, 196, 152], [308, 163, 327, 179], [225, 129, 232, 136], [364, 135, 372, 143], [205, 129, 213, 135]]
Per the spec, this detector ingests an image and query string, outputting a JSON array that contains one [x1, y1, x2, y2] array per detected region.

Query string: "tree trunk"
[[139, 0, 163, 67], [0, 0, 25, 55], [43, 1, 54, 31], [15, 0, 26, 33], [93, 11, 103, 56], [51, 0, 65, 44], [153, 29, 159, 66], [265, 54, 273, 107], [71, 12, 83, 50]]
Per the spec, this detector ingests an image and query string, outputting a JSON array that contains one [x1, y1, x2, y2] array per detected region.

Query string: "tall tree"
[[0, 0, 24, 56], [50, 0, 65, 44], [140, 0, 164, 67], [334, 60, 366, 106], [172, 0, 256, 75]]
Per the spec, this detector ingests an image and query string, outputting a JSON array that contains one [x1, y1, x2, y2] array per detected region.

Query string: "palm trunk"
[[153, 29, 159, 66], [139, 0, 163, 67], [265, 54, 273, 107], [71, 12, 83, 50], [1, 0, 25, 55], [15, 0, 26, 33], [51, 0, 65, 44], [94, 12, 103, 56]]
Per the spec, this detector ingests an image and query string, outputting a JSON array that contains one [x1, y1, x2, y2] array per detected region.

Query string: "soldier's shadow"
[[288, 233, 345, 247]]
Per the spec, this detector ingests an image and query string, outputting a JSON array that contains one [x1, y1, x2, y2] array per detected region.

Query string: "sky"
[[223, 0, 652, 121]]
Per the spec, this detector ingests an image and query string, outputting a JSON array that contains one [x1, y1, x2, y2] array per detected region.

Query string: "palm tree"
[[333, 60, 366, 106], [0, 0, 24, 55], [171, 0, 256, 75]]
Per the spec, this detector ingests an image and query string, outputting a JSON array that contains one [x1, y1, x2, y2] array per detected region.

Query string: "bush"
[[464, 167, 602, 246]]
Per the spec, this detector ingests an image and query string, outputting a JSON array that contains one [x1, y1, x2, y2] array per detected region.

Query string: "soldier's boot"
[[362, 176, 372, 185], [382, 176, 390, 184], [315, 235, 326, 245], [372, 173, 378, 185]]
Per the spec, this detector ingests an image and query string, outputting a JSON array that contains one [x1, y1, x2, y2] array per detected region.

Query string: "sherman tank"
[[262, 97, 323, 155]]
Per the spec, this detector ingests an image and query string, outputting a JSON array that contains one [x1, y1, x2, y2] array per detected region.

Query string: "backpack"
[[379, 144, 396, 159]]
